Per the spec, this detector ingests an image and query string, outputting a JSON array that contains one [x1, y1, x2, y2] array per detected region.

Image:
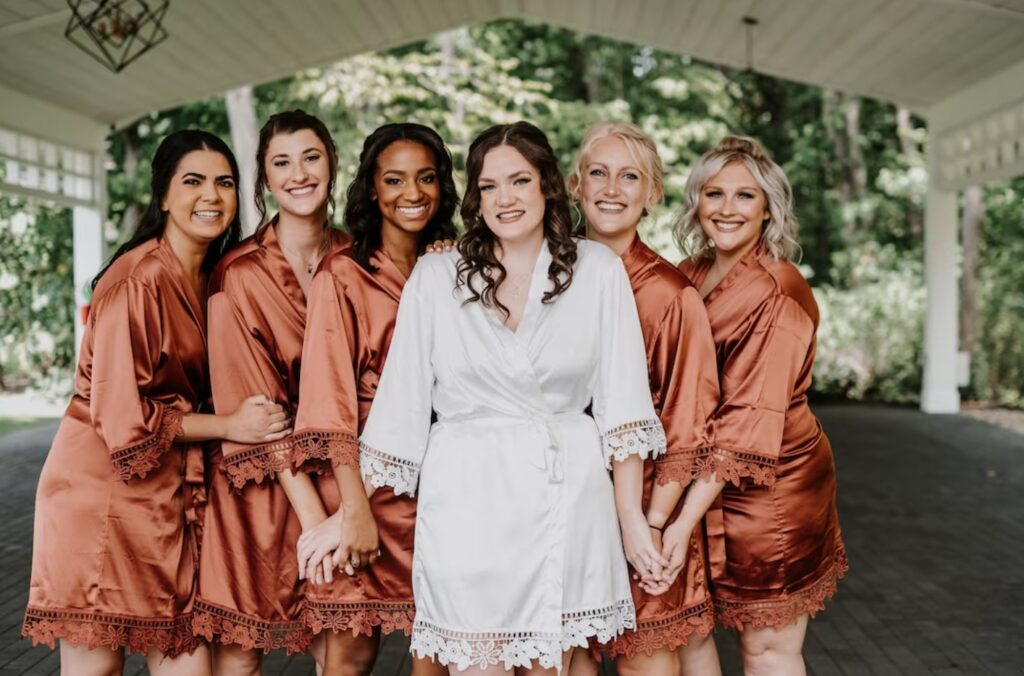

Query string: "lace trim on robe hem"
[[110, 407, 185, 482], [358, 441, 419, 497], [603, 418, 667, 466], [605, 597, 715, 659], [22, 606, 200, 657], [714, 544, 849, 631], [410, 599, 636, 672], [300, 600, 415, 637], [191, 599, 312, 655], [292, 430, 359, 474], [220, 438, 295, 490], [654, 446, 777, 488]]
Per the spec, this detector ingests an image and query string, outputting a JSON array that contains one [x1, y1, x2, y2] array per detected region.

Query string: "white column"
[[72, 204, 104, 350], [920, 164, 960, 414], [225, 86, 260, 234]]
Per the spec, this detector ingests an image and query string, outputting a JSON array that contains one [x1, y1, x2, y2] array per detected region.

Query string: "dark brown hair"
[[253, 109, 339, 241], [457, 121, 577, 317], [345, 123, 459, 272]]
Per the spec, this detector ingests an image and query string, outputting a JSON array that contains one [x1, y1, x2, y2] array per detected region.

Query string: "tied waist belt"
[[436, 411, 590, 484]]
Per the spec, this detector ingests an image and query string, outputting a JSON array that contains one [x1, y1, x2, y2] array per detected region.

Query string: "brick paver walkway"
[[1, 404, 1022, 675]]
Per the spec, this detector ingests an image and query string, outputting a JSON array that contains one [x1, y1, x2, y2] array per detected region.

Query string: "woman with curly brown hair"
[[357, 121, 665, 675], [677, 136, 847, 675]]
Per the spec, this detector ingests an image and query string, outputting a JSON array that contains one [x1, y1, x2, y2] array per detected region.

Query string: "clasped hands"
[[296, 477, 381, 586], [622, 511, 694, 596]]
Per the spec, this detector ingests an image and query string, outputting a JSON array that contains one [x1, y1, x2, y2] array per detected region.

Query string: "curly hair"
[[457, 121, 577, 318], [344, 123, 459, 272], [253, 109, 339, 242], [675, 135, 801, 262]]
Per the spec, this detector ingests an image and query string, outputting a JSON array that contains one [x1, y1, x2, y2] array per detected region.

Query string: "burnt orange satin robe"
[[680, 246, 847, 630], [292, 248, 417, 637], [192, 223, 348, 654], [608, 236, 718, 658], [23, 237, 207, 657]]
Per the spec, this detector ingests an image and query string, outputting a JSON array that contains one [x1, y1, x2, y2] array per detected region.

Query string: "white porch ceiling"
[[1, 0, 1024, 127]]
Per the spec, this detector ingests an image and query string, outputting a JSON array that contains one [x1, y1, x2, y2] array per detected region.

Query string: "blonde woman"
[[568, 121, 722, 676], [677, 136, 847, 675]]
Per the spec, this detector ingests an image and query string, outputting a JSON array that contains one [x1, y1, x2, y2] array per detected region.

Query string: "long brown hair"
[[457, 121, 577, 317], [253, 109, 339, 242]]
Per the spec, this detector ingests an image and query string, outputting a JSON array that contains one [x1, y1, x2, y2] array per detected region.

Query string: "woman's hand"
[[225, 394, 291, 443], [620, 511, 669, 584], [422, 239, 455, 255], [656, 518, 694, 590], [638, 527, 673, 596], [331, 500, 380, 573], [297, 510, 344, 584]]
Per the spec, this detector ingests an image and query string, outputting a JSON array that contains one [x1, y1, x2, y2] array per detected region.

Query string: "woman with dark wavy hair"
[[191, 110, 350, 675], [23, 130, 285, 675], [290, 122, 456, 676], [356, 121, 665, 674]]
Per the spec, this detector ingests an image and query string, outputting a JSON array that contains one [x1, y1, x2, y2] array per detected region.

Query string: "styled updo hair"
[[457, 121, 577, 318], [568, 120, 664, 212], [253, 109, 339, 237], [675, 135, 800, 261]]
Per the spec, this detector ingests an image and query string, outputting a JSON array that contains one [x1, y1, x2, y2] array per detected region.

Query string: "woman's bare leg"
[[58, 642, 124, 676], [146, 643, 212, 676], [738, 614, 808, 676]]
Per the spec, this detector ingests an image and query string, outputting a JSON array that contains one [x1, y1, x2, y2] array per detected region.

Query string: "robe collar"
[[261, 218, 349, 310], [154, 236, 206, 339], [367, 246, 409, 304], [691, 243, 765, 303], [619, 233, 660, 294]]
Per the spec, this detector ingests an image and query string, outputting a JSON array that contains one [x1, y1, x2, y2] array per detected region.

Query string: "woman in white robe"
[[358, 122, 666, 674]]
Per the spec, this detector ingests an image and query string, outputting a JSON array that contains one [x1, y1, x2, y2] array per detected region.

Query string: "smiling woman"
[[22, 130, 289, 676]]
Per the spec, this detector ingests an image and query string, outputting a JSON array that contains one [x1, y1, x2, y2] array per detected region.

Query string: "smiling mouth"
[[497, 210, 525, 222], [595, 201, 626, 213], [193, 210, 222, 220], [287, 185, 317, 197], [397, 204, 429, 217], [713, 220, 745, 233]]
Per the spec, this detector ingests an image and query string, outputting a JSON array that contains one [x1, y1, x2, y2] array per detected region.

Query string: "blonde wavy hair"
[[675, 135, 800, 261], [568, 120, 664, 214]]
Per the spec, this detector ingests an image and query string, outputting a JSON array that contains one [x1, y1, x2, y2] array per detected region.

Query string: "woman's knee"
[[324, 631, 379, 675]]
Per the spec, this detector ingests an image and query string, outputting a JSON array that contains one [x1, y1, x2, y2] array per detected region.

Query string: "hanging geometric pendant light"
[[64, 0, 170, 74]]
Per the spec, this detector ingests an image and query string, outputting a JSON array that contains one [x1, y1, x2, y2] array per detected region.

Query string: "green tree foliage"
[[1, 19, 1020, 407]]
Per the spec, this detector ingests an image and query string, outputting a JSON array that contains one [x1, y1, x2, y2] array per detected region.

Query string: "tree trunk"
[[225, 86, 260, 234], [824, 89, 866, 245], [118, 123, 142, 241], [959, 185, 983, 355]]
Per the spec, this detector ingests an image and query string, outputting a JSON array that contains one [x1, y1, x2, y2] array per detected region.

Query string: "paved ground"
[[1, 404, 1022, 675]]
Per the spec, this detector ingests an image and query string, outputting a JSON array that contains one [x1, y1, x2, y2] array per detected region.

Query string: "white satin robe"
[[359, 240, 665, 672]]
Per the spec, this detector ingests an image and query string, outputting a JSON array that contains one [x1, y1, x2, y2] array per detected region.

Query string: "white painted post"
[[920, 161, 961, 414], [72, 204, 104, 350], [225, 86, 260, 234]]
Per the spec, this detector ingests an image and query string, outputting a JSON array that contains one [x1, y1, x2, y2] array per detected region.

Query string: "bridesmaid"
[[23, 130, 287, 676], [191, 110, 350, 675], [677, 136, 847, 675], [569, 121, 721, 676], [291, 123, 457, 675]]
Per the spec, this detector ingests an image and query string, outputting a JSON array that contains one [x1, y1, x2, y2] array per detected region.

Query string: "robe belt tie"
[[183, 443, 207, 528], [704, 493, 727, 582], [438, 411, 589, 484]]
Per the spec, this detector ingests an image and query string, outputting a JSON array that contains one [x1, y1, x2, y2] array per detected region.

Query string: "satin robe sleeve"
[[591, 258, 667, 467], [650, 288, 722, 486], [358, 265, 434, 497], [208, 276, 293, 490], [292, 270, 360, 472], [90, 278, 185, 481], [711, 294, 815, 487]]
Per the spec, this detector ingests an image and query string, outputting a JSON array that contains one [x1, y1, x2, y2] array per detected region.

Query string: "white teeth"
[[397, 205, 428, 216], [596, 201, 626, 212], [193, 210, 221, 219], [498, 210, 524, 221], [288, 185, 316, 196], [714, 220, 743, 231]]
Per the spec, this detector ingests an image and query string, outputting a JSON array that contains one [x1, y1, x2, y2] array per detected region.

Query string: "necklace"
[[279, 238, 327, 276], [503, 270, 532, 298]]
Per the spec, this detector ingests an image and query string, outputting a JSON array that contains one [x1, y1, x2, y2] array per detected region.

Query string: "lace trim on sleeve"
[[603, 418, 667, 466], [358, 441, 420, 497], [220, 439, 295, 490], [654, 446, 777, 487], [110, 407, 184, 481], [292, 430, 359, 473]]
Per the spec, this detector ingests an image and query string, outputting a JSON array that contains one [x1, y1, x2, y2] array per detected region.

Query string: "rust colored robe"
[[23, 237, 207, 657], [607, 236, 718, 658], [680, 246, 847, 630], [192, 223, 348, 654], [291, 248, 418, 637]]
